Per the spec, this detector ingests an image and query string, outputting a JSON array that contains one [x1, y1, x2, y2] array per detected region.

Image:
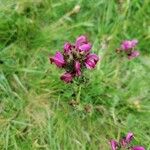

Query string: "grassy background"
[[0, 0, 150, 149]]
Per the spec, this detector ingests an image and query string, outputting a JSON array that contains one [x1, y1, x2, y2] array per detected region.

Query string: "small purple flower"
[[117, 39, 140, 60], [64, 42, 73, 53], [132, 146, 145, 150], [120, 138, 127, 147], [50, 51, 65, 67], [75, 35, 87, 48], [85, 54, 99, 69], [75, 61, 81, 76], [75, 35, 92, 53], [128, 50, 140, 60], [120, 133, 134, 148], [110, 140, 118, 150], [50, 35, 100, 84], [121, 39, 138, 50], [109, 133, 145, 150], [60, 72, 73, 83], [125, 132, 134, 143], [131, 39, 138, 47], [86, 54, 99, 62], [78, 43, 92, 53]]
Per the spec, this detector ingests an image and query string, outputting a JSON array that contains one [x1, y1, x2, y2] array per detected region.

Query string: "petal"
[[131, 39, 138, 47], [85, 54, 99, 69], [125, 132, 134, 143], [50, 51, 65, 67], [110, 140, 118, 150], [64, 42, 72, 53], [132, 146, 145, 150], [131, 50, 140, 57], [86, 54, 100, 62], [121, 39, 138, 50], [60, 72, 73, 83], [121, 40, 132, 50], [78, 43, 92, 52], [85, 59, 96, 69], [75, 35, 87, 48], [55, 51, 65, 62], [128, 51, 140, 59], [120, 138, 127, 147]]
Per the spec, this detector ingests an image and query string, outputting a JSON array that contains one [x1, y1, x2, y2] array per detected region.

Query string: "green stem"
[[76, 85, 82, 103]]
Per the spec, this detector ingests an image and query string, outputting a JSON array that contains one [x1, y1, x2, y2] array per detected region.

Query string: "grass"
[[0, 0, 150, 149]]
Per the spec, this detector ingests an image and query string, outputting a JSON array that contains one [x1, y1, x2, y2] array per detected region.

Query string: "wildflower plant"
[[114, 39, 140, 82], [50, 35, 100, 103], [116, 39, 140, 60], [110, 132, 145, 150]]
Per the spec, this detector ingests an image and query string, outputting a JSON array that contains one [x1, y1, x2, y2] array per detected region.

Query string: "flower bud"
[[79, 43, 92, 53], [85, 54, 99, 69], [128, 51, 140, 59], [75, 35, 87, 49], [60, 72, 73, 83], [64, 42, 72, 54], [50, 52, 65, 68], [132, 146, 145, 150], [110, 140, 118, 150]]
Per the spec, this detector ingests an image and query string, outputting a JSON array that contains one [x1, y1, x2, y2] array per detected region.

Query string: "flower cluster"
[[50, 35, 100, 83], [116, 39, 140, 59], [110, 132, 145, 150]]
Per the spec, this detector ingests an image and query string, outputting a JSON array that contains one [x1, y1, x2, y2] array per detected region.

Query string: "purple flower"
[[75, 35, 87, 48], [110, 140, 118, 150], [117, 39, 140, 60], [120, 132, 133, 147], [125, 132, 134, 143], [75, 35, 92, 53], [50, 35, 100, 84], [132, 146, 145, 150], [78, 43, 92, 52], [110, 133, 145, 150], [120, 138, 127, 147], [75, 61, 81, 76], [128, 50, 140, 60], [50, 51, 65, 67], [64, 42, 73, 54], [121, 39, 138, 50], [85, 54, 99, 69], [132, 39, 138, 46], [60, 72, 73, 83], [86, 54, 99, 62]]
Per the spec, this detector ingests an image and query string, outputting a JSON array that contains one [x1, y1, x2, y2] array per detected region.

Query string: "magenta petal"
[[121, 39, 138, 50], [120, 138, 127, 147], [132, 146, 145, 150], [64, 42, 72, 53], [75, 35, 87, 48], [85, 59, 96, 69], [128, 51, 140, 59], [85, 53, 99, 69], [121, 40, 132, 50], [125, 132, 134, 143], [75, 61, 81, 76], [110, 140, 118, 150], [86, 54, 100, 62], [78, 43, 92, 52], [60, 72, 73, 83], [131, 50, 140, 57], [50, 51, 65, 67], [131, 39, 138, 47]]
